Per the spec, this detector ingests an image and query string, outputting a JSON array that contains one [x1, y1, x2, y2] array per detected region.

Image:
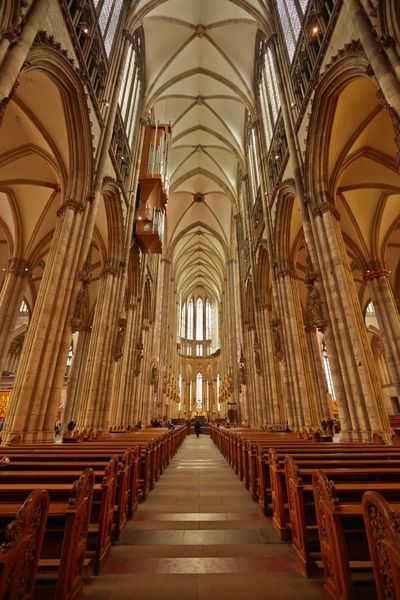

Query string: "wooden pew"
[[312, 470, 400, 600], [0, 488, 49, 600], [363, 491, 400, 600], [285, 456, 400, 574], [3, 447, 136, 524], [0, 457, 117, 574], [263, 447, 400, 539]]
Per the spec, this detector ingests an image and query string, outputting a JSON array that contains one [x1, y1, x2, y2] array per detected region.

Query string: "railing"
[[290, 0, 341, 123]]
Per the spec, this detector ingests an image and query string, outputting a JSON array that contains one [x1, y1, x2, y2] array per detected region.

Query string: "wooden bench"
[[267, 447, 400, 539], [0, 457, 117, 574], [0, 488, 49, 600], [4, 447, 137, 521], [363, 490, 400, 600], [0, 468, 94, 599], [313, 470, 400, 600], [285, 456, 400, 574]]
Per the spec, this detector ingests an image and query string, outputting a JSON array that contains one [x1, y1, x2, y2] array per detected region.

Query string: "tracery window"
[[205, 299, 211, 340], [366, 301, 375, 316], [180, 304, 186, 339], [180, 294, 217, 356], [276, 0, 311, 61], [118, 38, 142, 147], [321, 339, 335, 399], [19, 300, 29, 314], [196, 372, 203, 410], [259, 46, 281, 151], [66, 343, 74, 367], [187, 298, 194, 340], [264, 49, 280, 121], [95, 0, 124, 56], [196, 297, 203, 341]]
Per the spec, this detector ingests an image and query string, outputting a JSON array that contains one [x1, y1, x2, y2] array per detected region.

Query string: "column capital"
[[312, 201, 340, 221], [277, 267, 296, 279], [57, 199, 86, 216], [363, 267, 391, 281], [100, 266, 118, 278], [5, 257, 31, 276]]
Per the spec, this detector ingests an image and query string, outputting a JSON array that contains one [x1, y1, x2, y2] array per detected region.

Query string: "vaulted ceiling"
[[128, 0, 267, 302]]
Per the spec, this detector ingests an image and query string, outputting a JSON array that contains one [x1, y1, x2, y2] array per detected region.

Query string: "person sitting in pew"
[[0, 457, 10, 470]]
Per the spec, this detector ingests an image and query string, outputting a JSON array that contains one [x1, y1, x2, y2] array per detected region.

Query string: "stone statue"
[[71, 250, 92, 332], [134, 340, 144, 376], [306, 283, 327, 332], [254, 348, 262, 375], [150, 363, 158, 391], [271, 318, 283, 361], [70, 284, 89, 332], [227, 373, 234, 394], [113, 318, 127, 361]]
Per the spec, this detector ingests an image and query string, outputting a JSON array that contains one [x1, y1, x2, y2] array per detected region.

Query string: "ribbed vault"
[[129, 0, 265, 306]]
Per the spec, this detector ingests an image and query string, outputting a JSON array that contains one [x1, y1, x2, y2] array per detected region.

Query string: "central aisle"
[[84, 435, 323, 600]]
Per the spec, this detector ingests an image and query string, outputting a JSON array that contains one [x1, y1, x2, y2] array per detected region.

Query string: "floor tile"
[[84, 436, 323, 600]]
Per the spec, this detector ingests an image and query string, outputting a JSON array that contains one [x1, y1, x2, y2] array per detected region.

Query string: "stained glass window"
[[196, 372, 203, 410], [66, 343, 74, 367], [180, 304, 186, 338], [260, 79, 273, 149], [196, 297, 203, 340], [206, 299, 211, 340], [259, 47, 281, 152], [187, 299, 194, 340], [19, 300, 29, 314], [321, 339, 336, 399], [265, 49, 280, 121], [98, 0, 112, 34], [104, 0, 123, 55], [299, 0, 311, 15], [119, 45, 135, 120], [128, 79, 140, 147], [96, 0, 124, 57], [251, 128, 261, 190], [276, 0, 303, 61], [366, 301, 375, 316]]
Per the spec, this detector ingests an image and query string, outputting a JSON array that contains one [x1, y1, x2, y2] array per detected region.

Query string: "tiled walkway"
[[84, 435, 323, 600]]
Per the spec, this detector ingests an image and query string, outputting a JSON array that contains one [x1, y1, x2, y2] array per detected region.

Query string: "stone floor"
[[84, 435, 323, 600]]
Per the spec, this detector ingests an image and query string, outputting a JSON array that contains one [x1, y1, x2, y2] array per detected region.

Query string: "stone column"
[[0, 257, 31, 377], [2, 201, 88, 443], [153, 257, 172, 411], [137, 324, 152, 425], [310, 203, 391, 440], [257, 304, 284, 425], [63, 327, 91, 428], [364, 265, 400, 398], [185, 381, 190, 415], [343, 0, 400, 118], [112, 300, 138, 426], [304, 323, 332, 422], [0, 0, 50, 102], [273, 269, 319, 429], [79, 263, 122, 431]]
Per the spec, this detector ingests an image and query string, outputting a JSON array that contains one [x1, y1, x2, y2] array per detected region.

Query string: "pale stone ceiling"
[[130, 0, 263, 301]]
